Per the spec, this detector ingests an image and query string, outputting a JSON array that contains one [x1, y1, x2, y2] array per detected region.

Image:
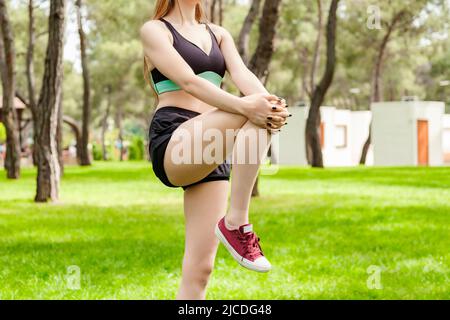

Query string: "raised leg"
[[164, 109, 271, 227], [164, 108, 276, 279], [226, 120, 271, 228]]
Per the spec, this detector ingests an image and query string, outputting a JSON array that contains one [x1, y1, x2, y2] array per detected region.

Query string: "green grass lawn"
[[0, 162, 449, 300]]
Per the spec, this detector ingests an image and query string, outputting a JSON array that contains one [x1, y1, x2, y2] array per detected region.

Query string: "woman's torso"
[[148, 18, 226, 114]]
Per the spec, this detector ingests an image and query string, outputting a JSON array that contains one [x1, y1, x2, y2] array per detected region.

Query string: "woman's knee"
[[233, 121, 271, 159], [182, 259, 215, 287]]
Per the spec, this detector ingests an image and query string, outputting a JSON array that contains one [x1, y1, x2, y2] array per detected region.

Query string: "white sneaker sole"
[[215, 225, 271, 273]]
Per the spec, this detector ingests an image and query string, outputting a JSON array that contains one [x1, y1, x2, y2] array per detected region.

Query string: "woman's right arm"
[[140, 21, 278, 128]]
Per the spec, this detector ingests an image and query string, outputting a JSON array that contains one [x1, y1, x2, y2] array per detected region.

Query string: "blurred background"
[[1, 0, 449, 170], [0, 0, 449, 300]]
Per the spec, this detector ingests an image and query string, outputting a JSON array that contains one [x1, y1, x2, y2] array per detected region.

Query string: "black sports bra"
[[149, 18, 227, 95]]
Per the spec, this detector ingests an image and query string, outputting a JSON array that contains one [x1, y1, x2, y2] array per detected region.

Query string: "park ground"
[[0, 162, 449, 300]]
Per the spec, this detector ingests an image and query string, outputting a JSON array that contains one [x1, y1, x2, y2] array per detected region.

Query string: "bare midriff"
[[155, 90, 218, 114]]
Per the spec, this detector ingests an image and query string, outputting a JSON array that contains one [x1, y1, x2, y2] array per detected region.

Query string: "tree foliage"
[[3, 0, 449, 169]]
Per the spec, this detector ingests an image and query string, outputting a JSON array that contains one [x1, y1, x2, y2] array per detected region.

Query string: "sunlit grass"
[[0, 162, 449, 299]]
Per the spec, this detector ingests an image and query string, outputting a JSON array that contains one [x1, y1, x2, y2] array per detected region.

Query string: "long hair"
[[144, 0, 208, 102]]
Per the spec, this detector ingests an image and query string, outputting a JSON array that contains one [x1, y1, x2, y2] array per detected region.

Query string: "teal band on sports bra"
[[150, 71, 223, 95]]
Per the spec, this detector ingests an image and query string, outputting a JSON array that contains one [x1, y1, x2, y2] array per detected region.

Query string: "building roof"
[[0, 96, 26, 110]]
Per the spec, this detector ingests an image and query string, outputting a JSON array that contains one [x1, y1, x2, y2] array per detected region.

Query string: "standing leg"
[[177, 181, 230, 300]]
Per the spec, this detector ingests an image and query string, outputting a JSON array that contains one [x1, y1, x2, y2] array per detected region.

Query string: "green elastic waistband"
[[150, 71, 223, 95]]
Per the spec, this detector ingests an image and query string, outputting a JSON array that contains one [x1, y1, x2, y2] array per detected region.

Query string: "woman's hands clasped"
[[240, 93, 291, 132]]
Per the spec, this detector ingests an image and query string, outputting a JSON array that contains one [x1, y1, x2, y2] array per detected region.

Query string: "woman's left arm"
[[215, 26, 269, 96]]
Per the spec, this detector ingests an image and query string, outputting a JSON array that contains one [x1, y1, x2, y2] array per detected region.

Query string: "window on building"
[[335, 125, 348, 148]]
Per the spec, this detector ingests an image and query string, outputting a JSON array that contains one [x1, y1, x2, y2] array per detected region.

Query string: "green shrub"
[[92, 143, 103, 161], [128, 136, 145, 161]]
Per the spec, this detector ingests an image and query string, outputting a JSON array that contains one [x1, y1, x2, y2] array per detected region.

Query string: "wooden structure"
[[0, 96, 29, 150]]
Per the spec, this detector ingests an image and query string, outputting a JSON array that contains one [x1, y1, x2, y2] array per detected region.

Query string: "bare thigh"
[[164, 108, 247, 187]]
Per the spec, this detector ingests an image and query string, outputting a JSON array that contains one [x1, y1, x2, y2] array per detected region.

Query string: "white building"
[[272, 106, 373, 167], [371, 101, 445, 166], [443, 114, 450, 164]]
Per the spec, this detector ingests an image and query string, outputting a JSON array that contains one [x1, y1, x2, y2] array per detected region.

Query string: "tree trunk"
[[309, 0, 323, 97], [218, 0, 223, 26], [209, 0, 223, 25], [298, 46, 311, 102], [34, 0, 66, 203], [237, 0, 261, 65], [26, 0, 37, 110], [305, 0, 340, 168], [63, 115, 82, 164], [248, 0, 283, 197], [371, 21, 397, 103], [360, 11, 405, 165], [0, 0, 21, 179], [248, 0, 283, 82], [210, 0, 217, 23], [26, 0, 39, 166], [101, 86, 112, 161], [359, 131, 371, 165], [57, 93, 64, 175], [116, 105, 124, 162], [75, 0, 91, 166]]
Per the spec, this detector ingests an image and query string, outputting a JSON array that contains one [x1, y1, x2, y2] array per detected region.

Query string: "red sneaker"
[[215, 217, 271, 273]]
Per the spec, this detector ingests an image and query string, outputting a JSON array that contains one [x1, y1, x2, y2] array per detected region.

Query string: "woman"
[[140, 0, 289, 300]]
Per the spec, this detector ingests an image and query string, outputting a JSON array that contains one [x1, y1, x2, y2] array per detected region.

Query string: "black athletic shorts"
[[148, 106, 231, 190]]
